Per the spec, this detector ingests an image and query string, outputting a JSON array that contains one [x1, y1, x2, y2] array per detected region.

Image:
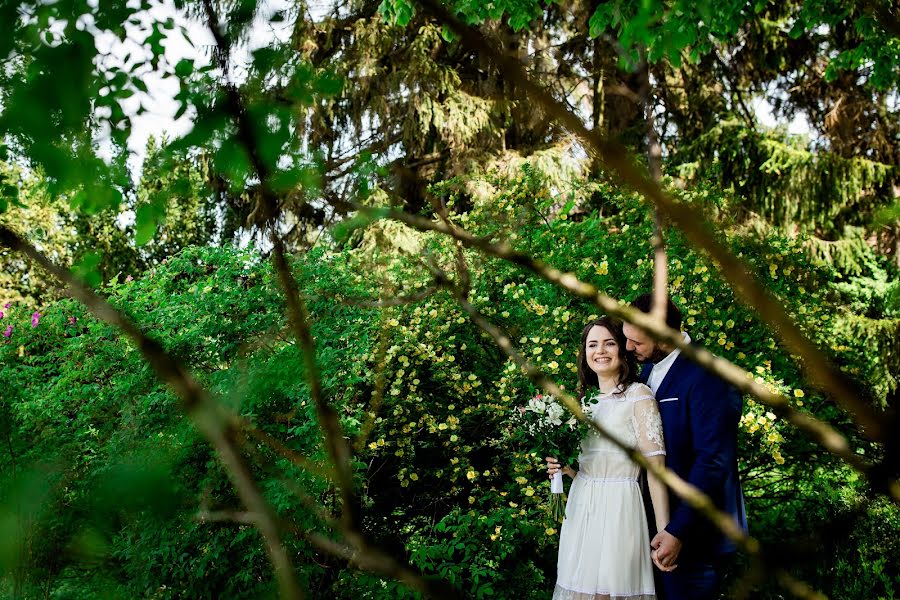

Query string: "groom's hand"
[[651, 530, 682, 570]]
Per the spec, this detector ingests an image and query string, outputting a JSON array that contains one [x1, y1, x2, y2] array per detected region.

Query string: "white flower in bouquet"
[[545, 401, 565, 426], [527, 395, 547, 413]]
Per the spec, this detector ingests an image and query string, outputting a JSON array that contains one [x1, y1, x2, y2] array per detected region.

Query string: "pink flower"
[[125, 275, 134, 282], [68, 316, 77, 325], [3, 325, 11, 338], [31, 312, 40, 327], [0, 312, 4, 319], [3, 303, 9, 309]]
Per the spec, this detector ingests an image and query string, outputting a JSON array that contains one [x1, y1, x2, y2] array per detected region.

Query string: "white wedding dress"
[[552, 382, 665, 600]]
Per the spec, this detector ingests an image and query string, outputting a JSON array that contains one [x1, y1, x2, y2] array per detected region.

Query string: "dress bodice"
[[577, 382, 665, 480]]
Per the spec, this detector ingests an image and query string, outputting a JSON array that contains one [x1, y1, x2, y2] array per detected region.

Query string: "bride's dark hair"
[[577, 316, 638, 400]]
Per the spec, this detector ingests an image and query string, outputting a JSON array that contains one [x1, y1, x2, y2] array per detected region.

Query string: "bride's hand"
[[546, 457, 575, 479], [545, 457, 561, 480]]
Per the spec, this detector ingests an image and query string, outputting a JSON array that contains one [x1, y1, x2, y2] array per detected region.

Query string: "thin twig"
[[638, 57, 669, 325]]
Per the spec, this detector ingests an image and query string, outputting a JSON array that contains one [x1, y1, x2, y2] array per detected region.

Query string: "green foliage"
[[2, 166, 896, 597], [675, 121, 898, 237], [1, 0, 898, 596]]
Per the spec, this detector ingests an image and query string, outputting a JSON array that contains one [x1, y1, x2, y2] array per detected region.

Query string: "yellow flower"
[[483, 470, 490, 476], [515, 476, 528, 485], [545, 527, 557, 536], [509, 501, 519, 508], [554, 347, 563, 356], [469, 496, 476, 504], [524, 486, 535, 497], [706, 295, 714, 303], [793, 389, 805, 398], [410, 473, 419, 481], [533, 347, 543, 355], [548, 361, 559, 370], [466, 470, 477, 481], [687, 317, 696, 326], [519, 337, 528, 344]]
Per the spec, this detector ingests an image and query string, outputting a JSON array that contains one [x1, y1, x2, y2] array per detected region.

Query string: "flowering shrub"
[[0, 168, 897, 598]]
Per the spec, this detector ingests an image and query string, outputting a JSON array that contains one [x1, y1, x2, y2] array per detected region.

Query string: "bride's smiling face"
[[585, 325, 621, 378]]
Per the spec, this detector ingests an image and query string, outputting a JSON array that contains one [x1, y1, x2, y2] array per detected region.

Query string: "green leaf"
[[71, 251, 103, 288], [174, 58, 194, 78], [440, 25, 458, 43], [134, 202, 163, 246]]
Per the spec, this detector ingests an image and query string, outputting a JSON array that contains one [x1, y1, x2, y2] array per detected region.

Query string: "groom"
[[624, 294, 746, 600]]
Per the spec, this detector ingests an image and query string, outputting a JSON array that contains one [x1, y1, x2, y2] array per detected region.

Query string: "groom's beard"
[[634, 346, 670, 364]]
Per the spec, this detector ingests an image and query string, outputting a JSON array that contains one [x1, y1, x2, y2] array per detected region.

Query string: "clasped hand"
[[650, 530, 680, 572]]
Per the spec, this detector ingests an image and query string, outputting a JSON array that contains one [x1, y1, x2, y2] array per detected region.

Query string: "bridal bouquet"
[[511, 393, 590, 522]]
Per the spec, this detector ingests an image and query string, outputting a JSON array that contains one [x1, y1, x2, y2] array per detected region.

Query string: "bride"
[[546, 316, 672, 600]]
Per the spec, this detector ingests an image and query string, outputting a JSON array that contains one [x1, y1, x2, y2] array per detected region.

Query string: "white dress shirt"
[[646, 332, 691, 395]]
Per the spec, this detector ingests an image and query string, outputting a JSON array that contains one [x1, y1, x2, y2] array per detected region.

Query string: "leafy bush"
[[0, 168, 897, 598]]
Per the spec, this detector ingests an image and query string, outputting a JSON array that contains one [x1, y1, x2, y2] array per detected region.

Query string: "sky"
[[95, 0, 294, 174]]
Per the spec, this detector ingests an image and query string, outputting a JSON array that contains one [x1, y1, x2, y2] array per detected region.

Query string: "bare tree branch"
[[199, 4, 465, 597], [345, 203, 900, 505], [442, 279, 826, 600], [0, 225, 305, 600]]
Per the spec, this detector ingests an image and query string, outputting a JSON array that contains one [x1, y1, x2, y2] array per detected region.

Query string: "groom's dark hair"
[[631, 293, 683, 332]]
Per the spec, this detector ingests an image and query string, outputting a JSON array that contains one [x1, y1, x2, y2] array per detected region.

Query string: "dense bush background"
[[1, 169, 897, 598]]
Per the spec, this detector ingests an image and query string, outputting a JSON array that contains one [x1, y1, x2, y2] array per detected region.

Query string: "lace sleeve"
[[632, 396, 666, 457]]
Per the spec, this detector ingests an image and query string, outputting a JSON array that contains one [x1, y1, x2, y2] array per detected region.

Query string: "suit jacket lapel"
[[654, 353, 689, 399]]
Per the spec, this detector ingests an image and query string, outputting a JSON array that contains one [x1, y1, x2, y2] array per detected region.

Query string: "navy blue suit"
[[641, 352, 746, 600]]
